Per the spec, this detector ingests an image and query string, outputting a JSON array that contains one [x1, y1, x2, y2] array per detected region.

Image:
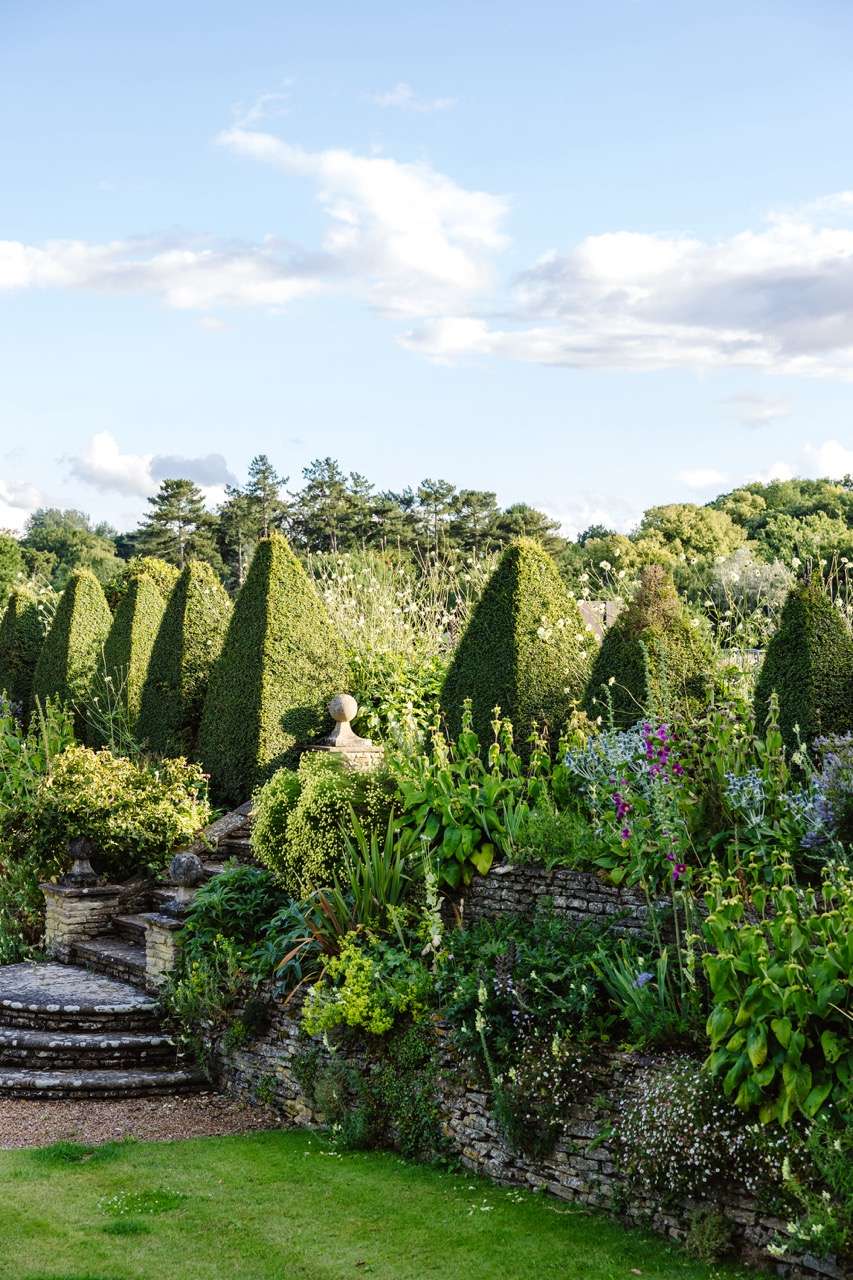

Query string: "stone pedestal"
[[142, 914, 184, 989], [303, 693, 384, 773], [41, 882, 122, 962]]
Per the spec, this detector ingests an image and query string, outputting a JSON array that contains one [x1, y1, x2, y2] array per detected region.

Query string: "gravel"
[[0, 1091, 282, 1149]]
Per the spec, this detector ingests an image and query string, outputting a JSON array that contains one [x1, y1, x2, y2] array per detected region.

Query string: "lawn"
[[0, 1129, 751, 1280]]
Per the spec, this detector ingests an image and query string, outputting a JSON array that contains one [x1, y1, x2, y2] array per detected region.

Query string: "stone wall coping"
[[141, 913, 184, 933], [40, 882, 122, 900]]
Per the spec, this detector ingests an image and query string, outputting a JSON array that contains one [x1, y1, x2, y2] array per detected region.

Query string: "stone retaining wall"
[[210, 995, 842, 1280]]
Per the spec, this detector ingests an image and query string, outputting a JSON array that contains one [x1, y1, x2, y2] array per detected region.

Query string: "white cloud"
[[722, 393, 791, 427], [752, 461, 796, 484], [65, 432, 236, 499], [0, 479, 44, 531], [231, 84, 293, 128], [803, 438, 853, 478], [541, 493, 642, 541], [679, 468, 727, 490], [369, 82, 456, 113]]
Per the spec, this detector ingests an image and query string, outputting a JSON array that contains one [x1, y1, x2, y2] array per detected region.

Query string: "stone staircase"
[[0, 803, 256, 1100]]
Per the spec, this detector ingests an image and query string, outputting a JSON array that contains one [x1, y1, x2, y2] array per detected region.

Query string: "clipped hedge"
[[95, 572, 166, 735], [137, 560, 231, 757], [755, 577, 853, 749], [440, 538, 592, 755], [30, 570, 112, 734], [0, 588, 45, 712], [106, 555, 180, 610], [584, 565, 714, 729], [199, 534, 350, 805]]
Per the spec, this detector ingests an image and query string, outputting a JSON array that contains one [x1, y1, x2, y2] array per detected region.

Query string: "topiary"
[[755, 577, 853, 749], [94, 573, 167, 736], [30, 570, 113, 735], [105, 556, 180, 610], [0, 588, 46, 713], [251, 754, 392, 897], [198, 533, 350, 806], [583, 565, 715, 729], [137, 560, 231, 757], [440, 538, 592, 756]]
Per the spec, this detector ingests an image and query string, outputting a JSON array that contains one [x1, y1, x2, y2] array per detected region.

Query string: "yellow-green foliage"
[[138, 561, 231, 756], [584, 566, 714, 728], [27, 745, 211, 879], [251, 754, 391, 897], [440, 538, 592, 755], [106, 556, 180, 610], [301, 933, 430, 1037], [199, 534, 350, 806], [30, 570, 112, 736], [96, 573, 166, 733], [0, 588, 45, 712], [755, 578, 853, 749]]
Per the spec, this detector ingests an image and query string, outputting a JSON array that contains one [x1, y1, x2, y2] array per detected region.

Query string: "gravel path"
[[0, 1091, 281, 1149]]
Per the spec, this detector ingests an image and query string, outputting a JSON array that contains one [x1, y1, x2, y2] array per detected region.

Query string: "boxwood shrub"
[[94, 572, 166, 736], [755, 577, 853, 749], [199, 534, 350, 806], [138, 560, 231, 756], [106, 555, 180, 610], [30, 570, 113, 736], [440, 538, 592, 756], [584, 565, 714, 728], [0, 588, 45, 713]]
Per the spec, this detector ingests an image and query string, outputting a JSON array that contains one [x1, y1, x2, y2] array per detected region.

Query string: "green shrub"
[[755, 577, 853, 749], [199, 534, 350, 806], [105, 556, 180, 610], [30, 570, 113, 736], [180, 865, 287, 967], [440, 538, 592, 756], [26, 745, 211, 879], [251, 753, 391, 896], [93, 573, 166, 738], [584, 565, 714, 728], [0, 588, 46, 712], [138, 560, 231, 756]]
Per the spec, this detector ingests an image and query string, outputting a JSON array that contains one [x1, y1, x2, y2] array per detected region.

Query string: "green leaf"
[[771, 1016, 792, 1048], [802, 1081, 832, 1118], [469, 843, 495, 876], [747, 1025, 768, 1069], [820, 1030, 843, 1064], [706, 1005, 733, 1043]]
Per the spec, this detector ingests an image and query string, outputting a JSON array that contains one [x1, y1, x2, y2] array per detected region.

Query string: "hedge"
[[584, 565, 714, 729], [198, 534, 350, 805], [0, 588, 45, 712], [440, 538, 592, 755], [95, 572, 167, 736], [30, 570, 113, 734], [137, 560, 231, 757], [106, 555, 180, 610], [755, 577, 853, 749]]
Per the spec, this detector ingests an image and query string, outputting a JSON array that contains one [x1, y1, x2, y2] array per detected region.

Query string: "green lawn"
[[0, 1130, 750, 1280]]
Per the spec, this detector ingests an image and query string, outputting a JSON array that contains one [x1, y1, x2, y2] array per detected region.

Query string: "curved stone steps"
[[0, 1066, 204, 1099], [0, 1026, 177, 1070], [70, 934, 146, 986], [0, 963, 160, 1032]]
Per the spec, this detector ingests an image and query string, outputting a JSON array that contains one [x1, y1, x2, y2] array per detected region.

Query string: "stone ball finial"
[[328, 693, 358, 725], [169, 851, 206, 888]]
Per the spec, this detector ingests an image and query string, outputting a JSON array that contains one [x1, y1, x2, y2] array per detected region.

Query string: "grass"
[[0, 1129, 752, 1280]]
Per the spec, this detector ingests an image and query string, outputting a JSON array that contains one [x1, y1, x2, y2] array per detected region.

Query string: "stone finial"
[[163, 851, 206, 917], [323, 693, 373, 749], [62, 836, 98, 888]]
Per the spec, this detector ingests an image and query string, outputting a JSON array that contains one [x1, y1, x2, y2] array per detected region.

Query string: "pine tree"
[[135, 479, 221, 571], [416, 478, 457, 553], [245, 454, 288, 538]]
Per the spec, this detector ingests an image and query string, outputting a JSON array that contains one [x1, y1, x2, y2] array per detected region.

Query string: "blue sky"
[[2, 0, 853, 535]]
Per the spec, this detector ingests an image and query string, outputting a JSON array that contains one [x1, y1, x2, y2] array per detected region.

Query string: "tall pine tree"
[[135, 479, 221, 571]]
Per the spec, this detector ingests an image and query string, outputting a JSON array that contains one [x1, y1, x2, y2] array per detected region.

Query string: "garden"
[[0, 500, 850, 1278]]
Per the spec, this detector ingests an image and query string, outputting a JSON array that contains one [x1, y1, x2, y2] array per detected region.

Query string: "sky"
[[2, 0, 853, 538]]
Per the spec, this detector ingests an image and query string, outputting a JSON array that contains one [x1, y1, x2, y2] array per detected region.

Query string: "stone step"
[[0, 963, 161, 1032], [217, 835, 253, 860], [71, 934, 146, 986], [0, 1026, 177, 1070], [113, 913, 149, 944], [0, 1065, 204, 1099]]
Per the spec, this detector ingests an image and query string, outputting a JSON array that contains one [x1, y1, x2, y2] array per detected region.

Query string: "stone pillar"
[[141, 850, 207, 989], [42, 883, 122, 962], [302, 694, 384, 773]]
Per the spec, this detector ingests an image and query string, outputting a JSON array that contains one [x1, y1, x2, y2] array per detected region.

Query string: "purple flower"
[[633, 971, 654, 988], [621, 826, 632, 841]]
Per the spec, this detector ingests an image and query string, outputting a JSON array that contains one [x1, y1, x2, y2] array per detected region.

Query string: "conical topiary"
[[755, 577, 853, 749], [93, 573, 167, 738], [106, 555, 180, 610], [440, 538, 592, 755], [584, 565, 714, 729], [198, 533, 350, 805], [0, 588, 45, 713], [137, 560, 231, 757], [31, 570, 113, 734]]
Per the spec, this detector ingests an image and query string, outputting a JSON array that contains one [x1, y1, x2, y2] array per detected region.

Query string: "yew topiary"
[[440, 538, 592, 755], [30, 570, 112, 734], [137, 560, 231, 757], [106, 555, 180, 610], [198, 533, 350, 805], [95, 573, 167, 735], [0, 588, 45, 712], [584, 565, 714, 729], [755, 577, 853, 749]]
